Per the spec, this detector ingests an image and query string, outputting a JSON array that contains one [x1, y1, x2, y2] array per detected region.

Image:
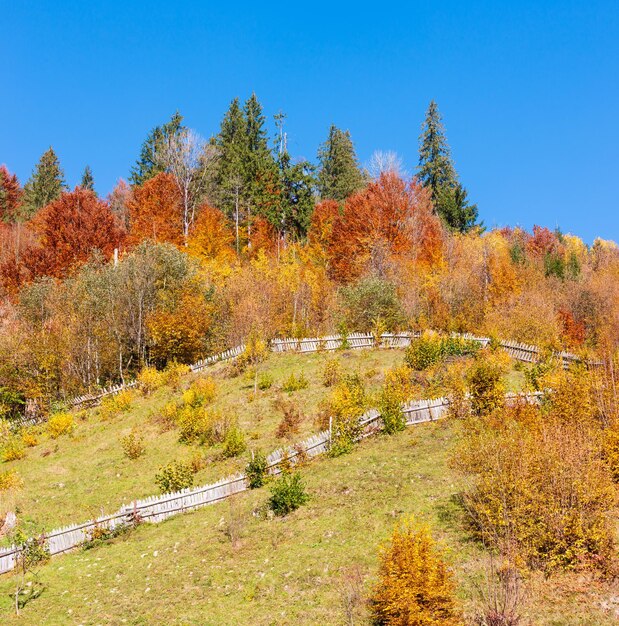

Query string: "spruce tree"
[[243, 94, 279, 220], [317, 125, 364, 202], [22, 147, 67, 218], [213, 98, 250, 249], [417, 101, 478, 232], [130, 111, 184, 186], [276, 149, 316, 240], [81, 165, 95, 193]]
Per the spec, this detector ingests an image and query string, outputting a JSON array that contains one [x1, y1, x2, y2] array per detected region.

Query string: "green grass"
[[1, 420, 615, 625], [2, 348, 407, 535]]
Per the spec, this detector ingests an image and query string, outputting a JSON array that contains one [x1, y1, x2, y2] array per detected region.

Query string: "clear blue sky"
[[2, 1, 618, 243]]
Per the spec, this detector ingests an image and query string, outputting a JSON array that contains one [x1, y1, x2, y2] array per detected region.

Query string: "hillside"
[[1, 416, 617, 624], [2, 340, 618, 623]]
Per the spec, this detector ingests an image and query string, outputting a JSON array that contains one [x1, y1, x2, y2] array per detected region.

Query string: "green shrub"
[[405, 332, 479, 370], [339, 276, 405, 332], [258, 372, 274, 390], [155, 460, 194, 493], [222, 426, 247, 458], [246, 451, 269, 489], [282, 372, 309, 393], [268, 472, 309, 516]]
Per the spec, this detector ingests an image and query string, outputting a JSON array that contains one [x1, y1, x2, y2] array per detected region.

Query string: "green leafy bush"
[[155, 460, 194, 493], [405, 332, 479, 370], [245, 451, 269, 489], [222, 426, 247, 458], [258, 372, 274, 390], [268, 472, 309, 516], [282, 372, 309, 392]]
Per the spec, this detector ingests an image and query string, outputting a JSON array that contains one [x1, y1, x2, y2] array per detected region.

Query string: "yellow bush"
[[137, 366, 166, 395], [21, 427, 39, 448], [0, 469, 23, 492], [370, 517, 462, 625], [47, 412, 75, 438], [466, 352, 506, 416], [322, 357, 342, 387], [120, 429, 146, 460], [2, 437, 26, 462], [182, 377, 217, 407], [163, 361, 191, 389], [327, 374, 368, 455], [99, 389, 134, 420], [453, 403, 615, 573], [602, 420, 619, 482]]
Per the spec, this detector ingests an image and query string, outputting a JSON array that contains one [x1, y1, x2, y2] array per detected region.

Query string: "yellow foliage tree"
[[370, 517, 462, 626]]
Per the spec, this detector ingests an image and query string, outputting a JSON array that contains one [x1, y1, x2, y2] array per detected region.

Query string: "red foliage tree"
[[326, 173, 442, 282], [127, 173, 184, 247], [0, 165, 23, 223], [0, 188, 124, 289]]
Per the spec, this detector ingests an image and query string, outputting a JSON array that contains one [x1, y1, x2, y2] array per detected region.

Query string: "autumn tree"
[[22, 188, 124, 280], [187, 204, 235, 263], [317, 124, 364, 202], [127, 172, 184, 246], [107, 178, 133, 232], [156, 128, 217, 244], [22, 147, 66, 219], [327, 173, 442, 282], [418, 101, 478, 233], [0, 166, 23, 223], [370, 518, 462, 625], [130, 112, 185, 185]]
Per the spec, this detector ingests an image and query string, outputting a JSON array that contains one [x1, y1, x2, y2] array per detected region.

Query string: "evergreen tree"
[[213, 98, 250, 249], [81, 165, 95, 193], [243, 94, 279, 222], [130, 112, 184, 186], [276, 150, 316, 240], [22, 147, 67, 219], [417, 100, 478, 232], [317, 125, 364, 202]]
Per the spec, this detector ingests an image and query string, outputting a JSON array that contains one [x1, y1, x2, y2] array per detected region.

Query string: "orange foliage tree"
[[0, 188, 124, 289], [326, 173, 443, 282], [127, 172, 184, 246], [187, 203, 235, 263], [0, 165, 23, 223]]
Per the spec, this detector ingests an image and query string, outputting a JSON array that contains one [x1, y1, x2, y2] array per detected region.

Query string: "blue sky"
[[2, 1, 618, 243]]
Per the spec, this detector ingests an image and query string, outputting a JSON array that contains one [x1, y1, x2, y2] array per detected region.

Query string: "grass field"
[[1, 418, 617, 625], [3, 348, 411, 535]]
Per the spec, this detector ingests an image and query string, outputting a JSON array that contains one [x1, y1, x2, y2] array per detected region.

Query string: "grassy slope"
[[1, 421, 616, 625], [4, 349, 406, 535]]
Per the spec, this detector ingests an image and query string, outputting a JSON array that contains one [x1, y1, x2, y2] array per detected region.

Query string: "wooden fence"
[[0, 389, 543, 575], [10, 331, 585, 432]]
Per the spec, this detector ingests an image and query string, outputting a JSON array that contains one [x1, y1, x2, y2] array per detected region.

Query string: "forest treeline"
[[0, 97, 617, 407]]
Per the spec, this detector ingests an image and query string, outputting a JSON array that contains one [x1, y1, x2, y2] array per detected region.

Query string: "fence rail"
[[0, 389, 545, 575]]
